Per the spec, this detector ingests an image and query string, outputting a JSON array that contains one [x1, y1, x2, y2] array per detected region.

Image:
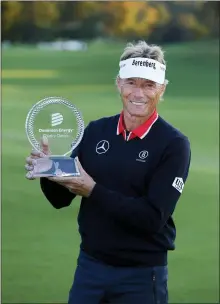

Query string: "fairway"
[[2, 40, 219, 303]]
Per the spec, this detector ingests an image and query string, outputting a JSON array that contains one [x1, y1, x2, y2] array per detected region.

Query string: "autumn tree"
[[1, 1, 219, 43], [2, 1, 59, 42]]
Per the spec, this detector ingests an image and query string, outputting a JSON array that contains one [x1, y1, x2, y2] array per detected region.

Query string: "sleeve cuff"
[[89, 183, 108, 203]]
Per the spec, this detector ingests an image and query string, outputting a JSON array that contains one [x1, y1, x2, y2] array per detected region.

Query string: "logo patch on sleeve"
[[172, 177, 184, 193]]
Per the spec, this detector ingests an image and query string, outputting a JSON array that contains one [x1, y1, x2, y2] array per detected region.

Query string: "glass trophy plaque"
[[25, 96, 84, 178]]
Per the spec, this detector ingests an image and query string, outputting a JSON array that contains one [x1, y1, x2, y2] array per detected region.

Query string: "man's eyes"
[[127, 81, 135, 85], [125, 81, 155, 88]]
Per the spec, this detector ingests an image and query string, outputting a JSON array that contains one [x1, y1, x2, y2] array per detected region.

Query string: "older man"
[[25, 41, 191, 304]]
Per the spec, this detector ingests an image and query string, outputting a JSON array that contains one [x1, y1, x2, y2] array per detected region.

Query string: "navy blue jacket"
[[40, 114, 191, 267]]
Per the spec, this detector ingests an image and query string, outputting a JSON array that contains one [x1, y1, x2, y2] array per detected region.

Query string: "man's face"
[[117, 77, 165, 118]]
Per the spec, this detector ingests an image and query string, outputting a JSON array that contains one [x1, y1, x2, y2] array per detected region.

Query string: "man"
[[25, 41, 191, 304]]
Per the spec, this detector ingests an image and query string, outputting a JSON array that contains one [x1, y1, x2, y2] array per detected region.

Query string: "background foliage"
[[2, 1, 219, 43]]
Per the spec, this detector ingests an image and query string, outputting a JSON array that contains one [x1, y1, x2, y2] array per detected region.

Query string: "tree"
[[2, 1, 23, 39], [2, 1, 60, 42]]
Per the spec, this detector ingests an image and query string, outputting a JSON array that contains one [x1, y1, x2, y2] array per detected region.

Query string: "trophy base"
[[32, 156, 80, 178]]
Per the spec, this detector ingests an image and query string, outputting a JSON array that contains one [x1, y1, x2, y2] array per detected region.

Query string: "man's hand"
[[25, 136, 96, 197], [48, 158, 96, 198], [25, 135, 50, 180]]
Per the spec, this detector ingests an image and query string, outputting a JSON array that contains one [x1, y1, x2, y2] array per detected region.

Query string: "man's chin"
[[127, 106, 150, 117], [128, 112, 148, 119]]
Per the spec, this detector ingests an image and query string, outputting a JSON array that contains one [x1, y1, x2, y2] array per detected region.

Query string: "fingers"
[[25, 150, 43, 179], [48, 176, 73, 183], [30, 149, 46, 158], [25, 157, 36, 180], [75, 157, 84, 173], [41, 135, 50, 155], [25, 171, 35, 180], [26, 156, 37, 166], [25, 136, 50, 180], [25, 164, 34, 171]]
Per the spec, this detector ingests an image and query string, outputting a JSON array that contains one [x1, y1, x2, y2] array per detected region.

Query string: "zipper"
[[125, 131, 131, 141]]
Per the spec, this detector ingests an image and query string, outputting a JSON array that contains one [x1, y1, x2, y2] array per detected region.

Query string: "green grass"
[[2, 39, 219, 303]]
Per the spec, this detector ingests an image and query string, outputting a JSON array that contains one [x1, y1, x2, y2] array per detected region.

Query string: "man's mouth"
[[130, 101, 147, 105]]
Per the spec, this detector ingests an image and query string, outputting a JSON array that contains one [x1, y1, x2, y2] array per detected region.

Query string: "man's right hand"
[[25, 135, 50, 180]]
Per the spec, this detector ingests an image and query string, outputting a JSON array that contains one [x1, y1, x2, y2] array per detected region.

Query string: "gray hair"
[[119, 40, 169, 86], [120, 41, 165, 63]]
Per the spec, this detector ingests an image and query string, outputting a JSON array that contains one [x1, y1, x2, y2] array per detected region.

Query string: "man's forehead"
[[125, 77, 155, 84]]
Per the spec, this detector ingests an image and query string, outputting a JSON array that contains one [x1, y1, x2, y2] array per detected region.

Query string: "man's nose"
[[133, 87, 145, 99]]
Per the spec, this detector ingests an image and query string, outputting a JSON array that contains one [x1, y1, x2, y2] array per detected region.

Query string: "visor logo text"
[[132, 59, 156, 70]]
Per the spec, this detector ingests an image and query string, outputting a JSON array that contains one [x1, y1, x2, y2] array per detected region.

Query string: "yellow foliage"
[[33, 2, 59, 27], [78, 2, 103, 19], [145, 6, 160, 26], [101, 2, 127, 35], [2, 1, 23, 30], [179, 13, 210, 36], [119, 2, 149, 35], [105, 2, 161, 37], [2, 0, 213, 41], [155, 3, 171, 25]]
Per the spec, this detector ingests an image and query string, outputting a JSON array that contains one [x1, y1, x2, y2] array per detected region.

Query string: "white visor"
[[119, 57, 166, 84]]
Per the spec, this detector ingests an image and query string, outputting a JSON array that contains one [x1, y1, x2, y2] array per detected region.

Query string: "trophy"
[[25, 96, 84, 178]]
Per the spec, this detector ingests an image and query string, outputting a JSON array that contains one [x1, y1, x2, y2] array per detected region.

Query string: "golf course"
[[2, 39, 219, 303]]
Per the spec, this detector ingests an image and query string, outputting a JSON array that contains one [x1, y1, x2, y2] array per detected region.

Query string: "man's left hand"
[[48, 158, 96, 198]]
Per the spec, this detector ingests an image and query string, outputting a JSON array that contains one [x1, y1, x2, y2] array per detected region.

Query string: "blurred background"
[[2, 1, 219, 303]]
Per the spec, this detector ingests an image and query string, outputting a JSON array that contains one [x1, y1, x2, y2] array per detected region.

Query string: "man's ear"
[[159, 83, 166, 99], [116, 76, 122, 93]]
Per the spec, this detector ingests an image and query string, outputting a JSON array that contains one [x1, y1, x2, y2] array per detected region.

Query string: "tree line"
[[2, 1, 219, 43]]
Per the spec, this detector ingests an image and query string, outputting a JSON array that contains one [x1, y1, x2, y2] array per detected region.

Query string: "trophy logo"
[[51, 113, 63, 127]]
